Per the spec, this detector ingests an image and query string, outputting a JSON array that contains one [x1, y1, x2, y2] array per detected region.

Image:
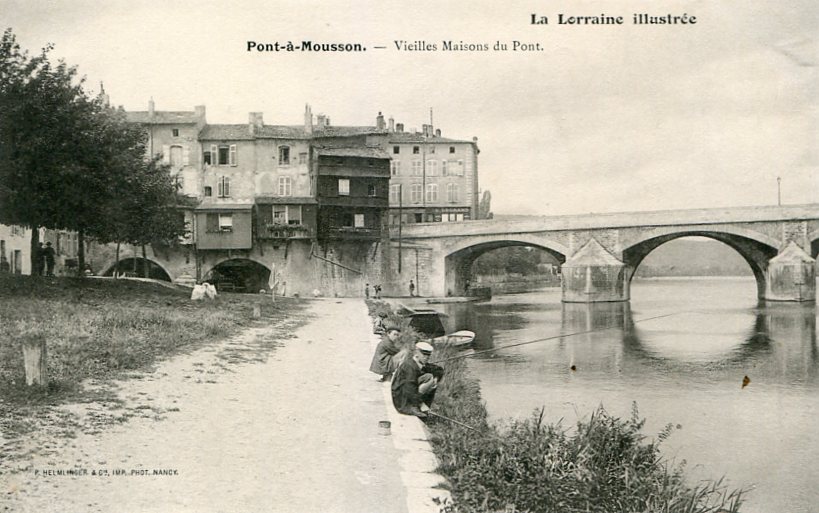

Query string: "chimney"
[[422, 124, 431, 137], [396, 123, 404, 133], [248, 112, 263, 135], [148, 97, 155, 117], [99, 82, 110, 106], [304, 104, 313, 134], [435, 128, 441, 137], [194, 105, 207, 130], [388, 117, 394, 132], [376, 111, 385, 130], [316, 114, 326, 127]]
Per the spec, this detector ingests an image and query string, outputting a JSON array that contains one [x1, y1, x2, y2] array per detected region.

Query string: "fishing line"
[[433, 310, 687, 364], [426, 411, 482, 432]]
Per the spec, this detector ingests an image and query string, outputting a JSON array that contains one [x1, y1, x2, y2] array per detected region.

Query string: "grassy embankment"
[[366, 299, 745, 513], [0, 275, 307, 438]]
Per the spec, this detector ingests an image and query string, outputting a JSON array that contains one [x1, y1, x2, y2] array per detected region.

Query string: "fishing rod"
[[426, 410, 483, 433], [434, 310, 684, 364]]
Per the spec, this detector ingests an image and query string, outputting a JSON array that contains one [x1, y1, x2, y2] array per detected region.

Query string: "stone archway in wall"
[[444, 237, 569, 297], [101, 257, 173, 282], [202, 258, 273, 293], [622, 230, 779, 299]]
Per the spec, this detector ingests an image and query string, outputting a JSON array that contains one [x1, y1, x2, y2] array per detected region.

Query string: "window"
[[393, 146, 400, 154], [217, 176, 230, 198], [219, 214, 233, 231], [456, 159, 464, 176], [390, 161, 400, 176], [354, 214, 365, 228], [215, 144, 237, 166], [169, 146, 183, 167], [412, 160, 422, 176], [449, 146, 455, 154], [172, 128, 179, 137], [413, 146, 419, 154], [206, 213, 232, 232], [410, 184, 422, 203], [299, 152, 308, 165], [447, 183, 459, 202], [425, 183, 438, 203], [338, 178, 350, 196], [427, 159, 437, 176], [272, 205, 287, 223], [204, 186, 212, 197], [367, 184, 376, 197], [279, 146, 290, 165], [287, 205, 302, 224], [389, 184, 401, 203], [203, 151, 212, 165], [441, 160, 448, 176], [278, 176, 292, 196]]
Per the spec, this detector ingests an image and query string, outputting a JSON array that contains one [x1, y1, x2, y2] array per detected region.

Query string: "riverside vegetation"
[[0, 275, 306, 443], [366, 300, 746, 513]]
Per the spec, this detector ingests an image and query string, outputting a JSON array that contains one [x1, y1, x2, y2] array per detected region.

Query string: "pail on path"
[[378, 420, 391, 436]]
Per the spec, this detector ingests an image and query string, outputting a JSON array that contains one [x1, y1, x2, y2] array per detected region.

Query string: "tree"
[[0, 28, 188, 275], [477, 190, 493, 220]]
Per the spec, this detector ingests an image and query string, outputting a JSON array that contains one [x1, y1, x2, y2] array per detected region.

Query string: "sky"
[[2, 0, 817, 216]]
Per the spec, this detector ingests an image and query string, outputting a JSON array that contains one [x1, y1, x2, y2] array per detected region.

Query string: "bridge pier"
[[561, 239, 629, 303], [763, 242, 816, 302]]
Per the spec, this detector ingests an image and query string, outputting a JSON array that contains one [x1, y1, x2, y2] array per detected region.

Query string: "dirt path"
[[2, 299, 407, 513]]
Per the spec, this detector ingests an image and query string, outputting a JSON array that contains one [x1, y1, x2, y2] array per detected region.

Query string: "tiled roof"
[[312, 126, 384, 137], [198, 124, 254, 141], [126, 111, 200, 124], [255, 196, 318, 205], [317, 147, 391, 159], [387, 132, 474, 144], [256, 125, 310, 139]]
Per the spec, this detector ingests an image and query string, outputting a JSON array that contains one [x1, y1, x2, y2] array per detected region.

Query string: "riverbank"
[[2, 294, 409, 512], [367, 299, 747, 513]]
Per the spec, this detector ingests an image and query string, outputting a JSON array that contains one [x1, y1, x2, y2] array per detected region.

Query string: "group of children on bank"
[[369, 316, 444, 419]]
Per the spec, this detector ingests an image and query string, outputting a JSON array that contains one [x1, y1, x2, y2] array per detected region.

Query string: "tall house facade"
[[385, 129, 479, 225], [315, 147, 391, 241]]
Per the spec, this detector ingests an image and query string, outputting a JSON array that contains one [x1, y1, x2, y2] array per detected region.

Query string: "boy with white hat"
[[391, 341, 444, 418]]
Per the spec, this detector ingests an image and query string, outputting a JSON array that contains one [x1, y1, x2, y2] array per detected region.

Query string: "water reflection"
[[438, 295, 818, 386], [431, 282, 819, 513]]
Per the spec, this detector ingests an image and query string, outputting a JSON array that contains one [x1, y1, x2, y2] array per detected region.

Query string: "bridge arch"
[[622, 228, 779, 299], [201, 257, 273, 293], [443, 235, 569, 296], [101, 257, 173, 282], [808, 229, 819, 258]]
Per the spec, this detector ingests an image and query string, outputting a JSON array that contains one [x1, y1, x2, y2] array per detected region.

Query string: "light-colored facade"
[[0, 225, 80, 276], [384, 128, 480, 225]]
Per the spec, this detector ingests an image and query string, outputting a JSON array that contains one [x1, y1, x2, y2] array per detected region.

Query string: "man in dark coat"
[[369, 326, 407, 381], [391, 342, 444, 417], [43, 242, 56, 276]]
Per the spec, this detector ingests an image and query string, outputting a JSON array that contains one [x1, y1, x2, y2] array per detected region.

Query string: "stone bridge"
[[392, 204, 819, 303]]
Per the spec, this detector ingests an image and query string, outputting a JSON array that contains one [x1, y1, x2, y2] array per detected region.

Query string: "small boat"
[[434, 330, 476, 349], [397, 305, 475, 350]]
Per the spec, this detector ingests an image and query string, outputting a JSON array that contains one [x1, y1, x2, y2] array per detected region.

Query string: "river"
[[424, 278, 818, 513]]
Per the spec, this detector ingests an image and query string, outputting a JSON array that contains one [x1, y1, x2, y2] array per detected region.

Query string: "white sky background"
[[2, 0, 817, 216]]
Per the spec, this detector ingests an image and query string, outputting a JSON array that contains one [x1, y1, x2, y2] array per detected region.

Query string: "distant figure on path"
[[43, 242, 56, 277], [374, 284, 381, 299], [365, 283, 370, 299], [373, 312, 387, 335], [408, 279, 415, 297], [369, 326, 407, 382], [391, 341, 444, 417], [464, 280, 471, 295]]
